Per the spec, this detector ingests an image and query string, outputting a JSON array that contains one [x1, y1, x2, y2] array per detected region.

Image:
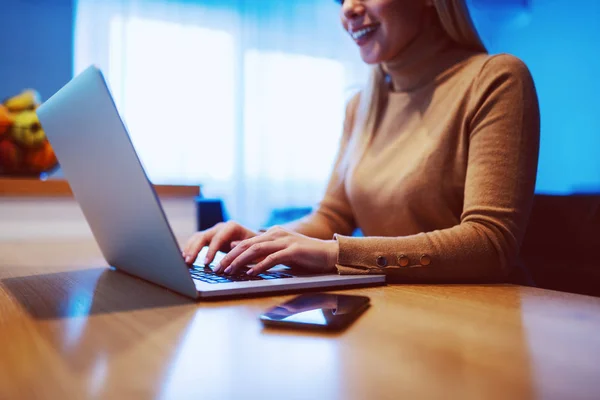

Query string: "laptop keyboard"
[[190, 265, 294, 284]]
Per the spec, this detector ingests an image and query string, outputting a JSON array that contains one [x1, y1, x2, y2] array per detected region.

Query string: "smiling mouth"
[[350, 24, 380, 43]]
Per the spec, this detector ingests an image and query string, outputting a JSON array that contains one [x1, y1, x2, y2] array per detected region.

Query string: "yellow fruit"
[[11, 110, 46, 147], [4, 89, 42, 112]]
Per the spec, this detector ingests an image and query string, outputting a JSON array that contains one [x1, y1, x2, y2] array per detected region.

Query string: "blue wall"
[[470, 0, 600, 194], [0, 0, 74, 102]]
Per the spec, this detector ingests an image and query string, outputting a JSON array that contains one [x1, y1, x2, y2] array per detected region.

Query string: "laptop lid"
[[37, 66, 199, 299]]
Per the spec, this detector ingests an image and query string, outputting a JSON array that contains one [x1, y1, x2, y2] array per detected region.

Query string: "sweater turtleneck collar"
[[382, 12, 460, 93]]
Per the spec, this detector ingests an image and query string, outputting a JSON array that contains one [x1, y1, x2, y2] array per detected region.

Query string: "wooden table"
[[1, 200, 600, 399]]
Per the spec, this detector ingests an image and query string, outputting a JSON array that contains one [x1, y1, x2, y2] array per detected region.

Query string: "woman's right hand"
[[181, 221, 258, 267]]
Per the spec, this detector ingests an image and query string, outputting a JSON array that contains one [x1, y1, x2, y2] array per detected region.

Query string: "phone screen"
[[260, 293, 370, 331]]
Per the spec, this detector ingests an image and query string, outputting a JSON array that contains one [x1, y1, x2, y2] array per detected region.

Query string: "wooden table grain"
[[1, 201, 599, 399]]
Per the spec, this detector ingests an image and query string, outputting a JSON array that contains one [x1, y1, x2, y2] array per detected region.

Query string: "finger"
[[205, 229, 235, 268], [229, 240, 266, 263], [229, 238, 266, 262], [183, 227, 214, 255], [183, 233, 210, 265], [216, 237, 255, 273], [218, 233, 268, 271], [183, 234, 198, 257], [247, 248, 295, 276], [224, 241, 285, 275]]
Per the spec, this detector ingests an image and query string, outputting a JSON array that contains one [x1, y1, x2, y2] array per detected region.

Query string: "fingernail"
[[185, 256, 191, 263], [246, 269, 254, 276], [203, 257, 209, 265], [224, 267, 232, 274]]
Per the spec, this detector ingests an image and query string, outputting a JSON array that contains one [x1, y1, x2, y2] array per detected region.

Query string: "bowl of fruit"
[[0, 89, 58, 177]]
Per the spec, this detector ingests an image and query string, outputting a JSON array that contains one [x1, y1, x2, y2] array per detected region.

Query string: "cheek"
[[340, 9, 349, 32], [379, 2, 424, 52]]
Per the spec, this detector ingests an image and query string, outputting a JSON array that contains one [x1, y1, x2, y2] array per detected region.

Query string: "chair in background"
[[195, 197, 229, 232], [520, 194, 600, 297]]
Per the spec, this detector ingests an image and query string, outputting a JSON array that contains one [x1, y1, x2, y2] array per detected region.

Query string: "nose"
[[342, 0, 366, 20]]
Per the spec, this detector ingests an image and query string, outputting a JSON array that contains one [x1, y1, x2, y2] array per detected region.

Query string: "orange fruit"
[[24, 140, 58, 172], [0, 105, 14, 137]]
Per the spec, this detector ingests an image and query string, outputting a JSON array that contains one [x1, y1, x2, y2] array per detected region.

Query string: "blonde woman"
[[182, 0, 540, 283]]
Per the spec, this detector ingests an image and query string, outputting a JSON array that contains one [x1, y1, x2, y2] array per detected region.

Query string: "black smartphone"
[[259, 293, 370, 331]]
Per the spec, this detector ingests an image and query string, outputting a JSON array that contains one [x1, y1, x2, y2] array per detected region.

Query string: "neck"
[[382, 12, 457, 92]]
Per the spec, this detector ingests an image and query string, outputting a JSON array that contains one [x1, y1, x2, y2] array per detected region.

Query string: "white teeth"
[[351, 26, 378, 40]]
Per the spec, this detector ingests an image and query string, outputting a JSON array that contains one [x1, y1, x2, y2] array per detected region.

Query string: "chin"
[[360, 57, 382, 65], [359, 52, 383, 65], [359, 44, 388, 65]]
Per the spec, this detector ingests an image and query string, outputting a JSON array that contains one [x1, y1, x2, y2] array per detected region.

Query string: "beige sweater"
[[289, 22, 540, 282]]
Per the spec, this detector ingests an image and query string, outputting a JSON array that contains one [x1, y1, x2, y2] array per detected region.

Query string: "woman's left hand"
[[215, 226, 339, 276]]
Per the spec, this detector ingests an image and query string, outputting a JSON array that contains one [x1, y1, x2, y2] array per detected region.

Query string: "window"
[[75, 0, 367, 227]]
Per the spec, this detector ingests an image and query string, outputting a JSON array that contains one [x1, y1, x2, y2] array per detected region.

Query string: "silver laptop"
[[37, 66, 385, 299]]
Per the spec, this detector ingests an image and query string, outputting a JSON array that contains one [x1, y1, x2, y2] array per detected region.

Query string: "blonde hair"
[[339, 0, 486, 176]]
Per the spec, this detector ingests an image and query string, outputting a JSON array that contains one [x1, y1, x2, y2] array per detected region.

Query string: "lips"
[[349, 24, 380, 44]]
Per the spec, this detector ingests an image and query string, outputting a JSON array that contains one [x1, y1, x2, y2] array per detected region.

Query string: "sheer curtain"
[[74, 0, 368, 229]]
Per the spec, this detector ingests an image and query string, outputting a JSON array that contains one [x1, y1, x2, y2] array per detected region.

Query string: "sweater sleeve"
[[284, 94, 360, 239], [335, 55, 541, 282]]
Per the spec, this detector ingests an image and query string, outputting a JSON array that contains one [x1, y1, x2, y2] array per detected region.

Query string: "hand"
[[216, 226, 339, 276], [182, 221, 258, 266]]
